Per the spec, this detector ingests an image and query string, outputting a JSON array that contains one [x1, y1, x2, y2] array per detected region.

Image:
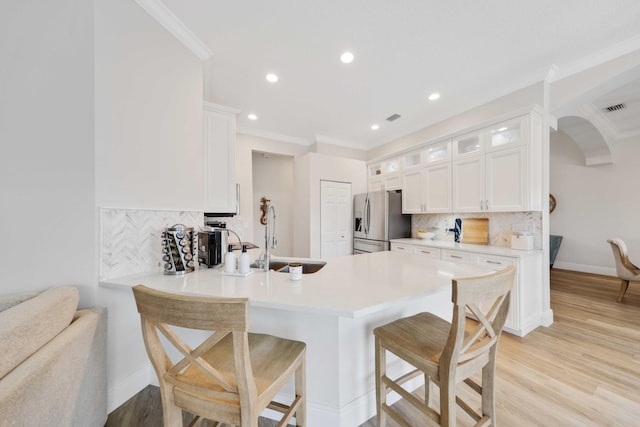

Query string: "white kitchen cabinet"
[[401, 140, 452, 214], [413, 245, 441, 259], [390, 239, 543, 337], [453, 115, 538, 212], [203, 102, 240, 214], [401, 169, 423, 213], [368, 157, 401, 192], [453, 155, 485, 212], [390, 242, 413, 253], [475, 254, 518, 330], [441, 249, 474, 264]]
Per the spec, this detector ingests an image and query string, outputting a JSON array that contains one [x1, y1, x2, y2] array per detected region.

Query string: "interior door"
[[321, 180, 352, 258]]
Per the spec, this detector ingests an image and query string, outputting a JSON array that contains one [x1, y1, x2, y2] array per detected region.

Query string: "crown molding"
[[135, 0, 212, 61], [237, 127, 311, 146], [314, 134, 368, 151], [203, 101, 241, 115]]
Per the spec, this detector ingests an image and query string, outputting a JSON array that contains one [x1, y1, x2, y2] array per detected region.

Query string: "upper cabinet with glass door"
[[453, 130, 485, 158], [367, 157, 402, 192], [403, 139, 451, 170], [486, 116, 527, 152]]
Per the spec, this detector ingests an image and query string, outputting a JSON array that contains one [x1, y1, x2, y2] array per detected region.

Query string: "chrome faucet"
[[259, 202, 277, 271]]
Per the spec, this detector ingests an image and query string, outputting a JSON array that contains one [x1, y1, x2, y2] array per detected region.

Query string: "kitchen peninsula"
[[102, 251, 494, 427]]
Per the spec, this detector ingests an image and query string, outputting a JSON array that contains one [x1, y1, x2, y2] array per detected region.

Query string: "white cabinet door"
[[203, 103, 239, 213], [401, 169, 424, 213], [424, 163, 451, 213], [453, 156, 485, 212], [382, 158, 402, 190], [486, 146, 526, 211], [475, 254, 518, 331], [390, 242, 412, 253], [453, 130, 484, 158], [368, 178, 383, 193], [368, 158, 402, 191], [413, 245, 441, 259]]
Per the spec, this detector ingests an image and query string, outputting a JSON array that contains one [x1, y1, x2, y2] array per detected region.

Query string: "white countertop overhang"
[[101, 251, 494, 319]]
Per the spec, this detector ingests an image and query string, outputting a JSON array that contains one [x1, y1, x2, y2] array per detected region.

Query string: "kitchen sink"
[[268, 260, 326, 274]]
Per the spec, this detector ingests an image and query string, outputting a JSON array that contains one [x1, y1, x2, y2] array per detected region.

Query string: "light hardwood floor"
[[106, 269, 640, 426]]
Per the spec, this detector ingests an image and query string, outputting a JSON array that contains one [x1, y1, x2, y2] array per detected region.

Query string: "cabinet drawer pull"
[[450, 255, 462, 259], [420, 250, 431, 254], [397, 246, 406, 250], [486, 260, 502, 265]]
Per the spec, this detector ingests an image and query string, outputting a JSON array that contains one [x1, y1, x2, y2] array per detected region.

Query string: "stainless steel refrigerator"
[[353, 191, 411, 254]]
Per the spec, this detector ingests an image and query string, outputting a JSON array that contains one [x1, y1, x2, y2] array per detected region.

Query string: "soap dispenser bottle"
[[238, 245, 250, 274], [224, 244, 236, 274]]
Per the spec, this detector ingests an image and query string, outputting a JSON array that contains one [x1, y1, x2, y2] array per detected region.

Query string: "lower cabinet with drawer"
[[391, 242, 542, 337], [441, 249, 474, 264], [390, 242, 413, 253], [413, 246, 441, 259]]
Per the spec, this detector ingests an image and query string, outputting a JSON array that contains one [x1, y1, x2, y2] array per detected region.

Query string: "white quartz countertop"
[[391, 238, 542, 258], [101, 251, 494, 319]]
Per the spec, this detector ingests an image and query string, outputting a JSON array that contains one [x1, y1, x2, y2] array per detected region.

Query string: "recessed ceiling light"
[[265, 73, 278, 83], [428, 92, 441, 101], [371, 124, 379, 130], [248, 114, 258, 120], [340, 51, 354, 64]]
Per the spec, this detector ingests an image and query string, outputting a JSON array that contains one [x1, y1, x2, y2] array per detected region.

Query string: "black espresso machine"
[[198, 220, 227, 268]]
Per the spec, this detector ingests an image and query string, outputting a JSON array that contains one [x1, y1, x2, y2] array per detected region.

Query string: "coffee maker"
[[198, 230, 226, 267]]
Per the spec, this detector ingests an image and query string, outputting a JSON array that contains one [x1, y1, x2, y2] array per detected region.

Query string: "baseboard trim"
[[540, 309, 554, 327], [553, 262, 616, 277], [108, 365, 152, 413]]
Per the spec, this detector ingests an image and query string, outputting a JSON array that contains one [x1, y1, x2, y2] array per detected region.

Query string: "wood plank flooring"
[[105, 269, 640, 426]]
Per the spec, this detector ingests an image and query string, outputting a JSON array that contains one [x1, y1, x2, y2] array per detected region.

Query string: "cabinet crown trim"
[[204, 101, 241, 115]]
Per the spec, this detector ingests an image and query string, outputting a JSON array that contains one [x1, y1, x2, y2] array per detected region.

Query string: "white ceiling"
[[155, 0, 640, 150]]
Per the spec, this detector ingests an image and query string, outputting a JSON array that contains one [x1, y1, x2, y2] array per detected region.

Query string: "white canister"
[[511, 234, 534, 250], [289, 262, 302, 281]]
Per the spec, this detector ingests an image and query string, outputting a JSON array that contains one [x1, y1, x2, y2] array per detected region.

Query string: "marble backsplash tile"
[[412, 212, 542, 248], [100, 208, 204, 280]]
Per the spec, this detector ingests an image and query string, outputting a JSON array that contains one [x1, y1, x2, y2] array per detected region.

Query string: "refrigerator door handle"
[[365, 197, 370, 236]]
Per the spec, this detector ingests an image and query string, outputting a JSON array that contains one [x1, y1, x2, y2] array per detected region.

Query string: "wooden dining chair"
[[374, 265, 515, 427], [132, 285, 306, 427], [607, 238, 640, 302]]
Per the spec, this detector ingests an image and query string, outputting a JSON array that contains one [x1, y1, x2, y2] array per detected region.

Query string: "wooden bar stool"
[[374, 266, 515, 426], [132, 285, 306, 427]]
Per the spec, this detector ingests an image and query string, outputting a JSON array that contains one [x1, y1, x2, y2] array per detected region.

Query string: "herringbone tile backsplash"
[[100, 208, 203, 280]]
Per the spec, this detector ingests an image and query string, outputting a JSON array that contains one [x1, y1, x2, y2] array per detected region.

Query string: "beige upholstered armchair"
[[607, 238, 640, 302]]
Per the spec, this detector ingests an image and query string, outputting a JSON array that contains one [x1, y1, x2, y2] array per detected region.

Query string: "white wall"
[[252, 153, 294, 256], [550, 131, 640, 275], [95, 0, 204, 211], [0, 0, 96, 306], [236, 133, 309, 247], [294, 153, 368, 258], [93, 0, 204, 412]]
